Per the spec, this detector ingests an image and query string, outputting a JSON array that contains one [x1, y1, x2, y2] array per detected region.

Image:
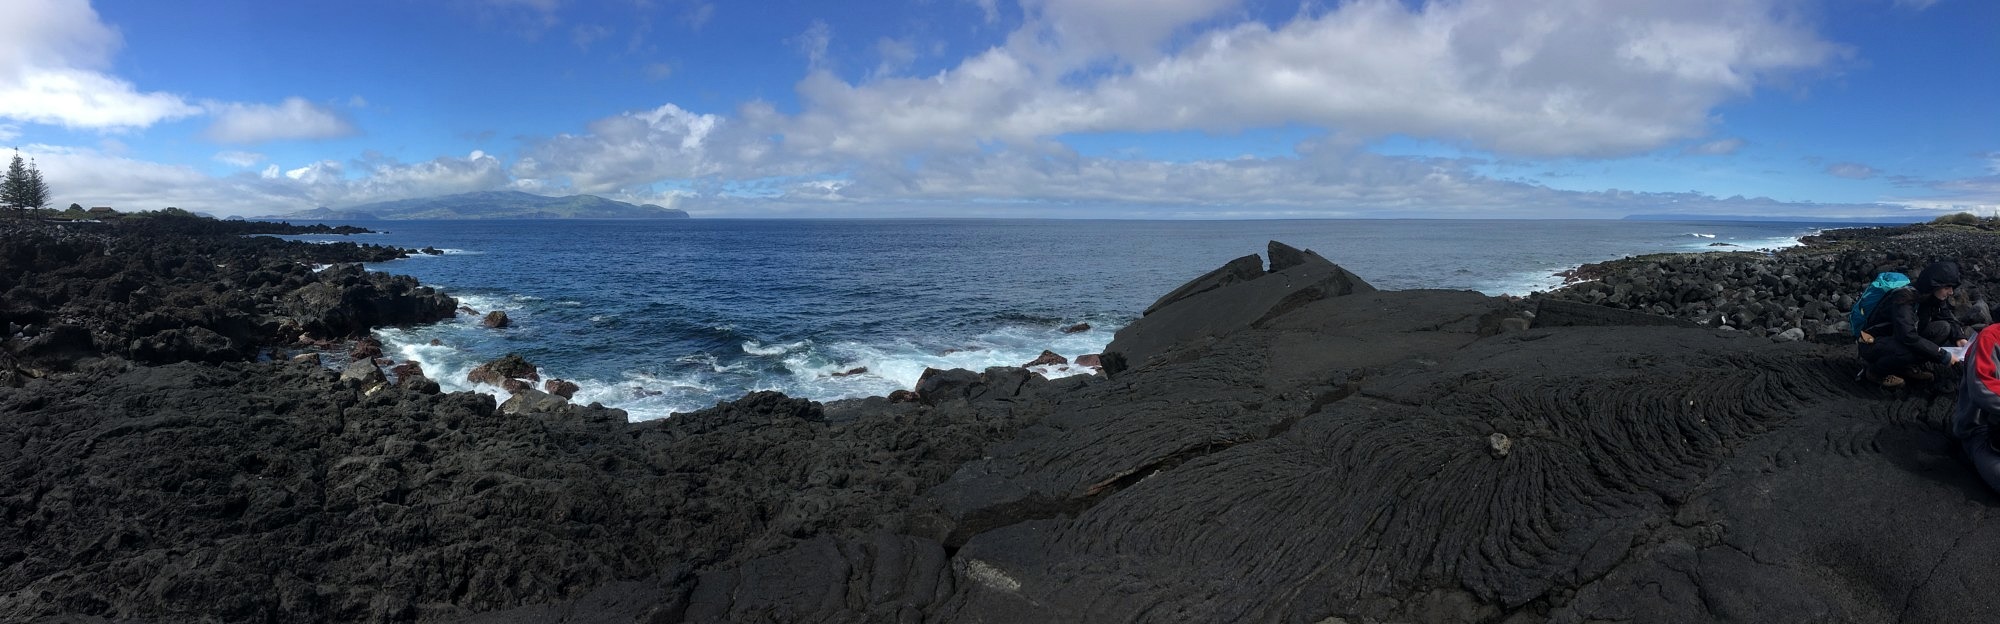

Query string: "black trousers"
[[1861, 320, 1964, 377]]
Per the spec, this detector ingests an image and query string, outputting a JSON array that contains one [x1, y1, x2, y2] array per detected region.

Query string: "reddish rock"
[[428, 338, 444, 346], [467, 367, 501, 385], [389, 360, 425, 380], [831, 367, 868, 377], [1023, 350, 1069, 368], [502, 378, 531, 393], [1063, 323, 1092, 333], [458, 305, 479, 315], [349, 336, 384, 361], [1075, 353, 1103, 368], [482, 310, 511, 329], [888, 389, 919, 403], [545, 378, 580, 399], [467, 353, 539, 386]]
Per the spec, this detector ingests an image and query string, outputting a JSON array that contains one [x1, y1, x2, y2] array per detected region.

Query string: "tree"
[[24, 159, 48, 209], [2, 152, 26, 213]]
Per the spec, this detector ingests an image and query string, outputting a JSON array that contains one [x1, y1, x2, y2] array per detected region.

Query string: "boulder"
[[467, 353, 539, 385], [1074, 354, 1103, 368], [349, 336, 384, 361], [544, 378, 580, 399], [389, 360, 425, 381], [500, 389, 572, 415], [1062, 323, 1092, 334], [338, 359, 386, 389], [1022, 350, 1068, 368], [1107, 242, 1374, 374], [831, 367, 868, 377], [483, 310, 511, 329], [502, 378, 532, 394]]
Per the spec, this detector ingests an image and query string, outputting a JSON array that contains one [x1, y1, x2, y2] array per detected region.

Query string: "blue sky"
[[1, 0, 1993, 218]]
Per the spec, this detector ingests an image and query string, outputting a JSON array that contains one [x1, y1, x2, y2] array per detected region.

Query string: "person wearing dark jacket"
[[1859, 261, 1967, 387], [1953, 322, 2000, 493]]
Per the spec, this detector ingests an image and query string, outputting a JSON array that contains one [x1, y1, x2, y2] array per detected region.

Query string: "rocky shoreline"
[[4, 216, 1999, 623]]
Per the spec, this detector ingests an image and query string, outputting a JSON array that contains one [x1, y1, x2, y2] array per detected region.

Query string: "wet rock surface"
[[6, 220, 2000, 623]]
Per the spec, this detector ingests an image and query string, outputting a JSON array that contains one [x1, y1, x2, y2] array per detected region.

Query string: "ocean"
[[279, 218, 1828, 420]]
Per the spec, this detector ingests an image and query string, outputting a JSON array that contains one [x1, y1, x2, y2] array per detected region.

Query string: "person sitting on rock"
[[1859, 261, 1968, 387], [1953, 322, 2000, 493]]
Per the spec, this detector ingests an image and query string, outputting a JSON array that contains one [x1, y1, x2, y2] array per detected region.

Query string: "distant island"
[[264, 191, 691, 220]]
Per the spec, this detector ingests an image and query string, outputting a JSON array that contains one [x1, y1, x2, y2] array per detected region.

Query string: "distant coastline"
[[261, 190, 691, 221]]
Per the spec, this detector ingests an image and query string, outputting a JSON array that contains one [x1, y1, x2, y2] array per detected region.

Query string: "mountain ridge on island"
[[265, 190, 691, 220]]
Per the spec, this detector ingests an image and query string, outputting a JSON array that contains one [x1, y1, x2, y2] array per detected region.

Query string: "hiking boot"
[[1864, 370, 1905, 388]]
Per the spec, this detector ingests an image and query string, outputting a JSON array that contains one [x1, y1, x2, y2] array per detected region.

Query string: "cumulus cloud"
[[1826, 162, 1879, 179], [778, 0, 1841, 158], [0, 0, 201, 130], [513, 103, 729, 193], [203, 98, 359, 144]]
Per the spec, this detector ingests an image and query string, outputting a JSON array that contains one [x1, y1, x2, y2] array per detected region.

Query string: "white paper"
[[1944, 346, 1968, 360]]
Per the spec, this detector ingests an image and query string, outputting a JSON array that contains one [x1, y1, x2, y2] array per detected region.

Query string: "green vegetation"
[[2, 151, 50, 213], [1930, 212, 1982, 226]]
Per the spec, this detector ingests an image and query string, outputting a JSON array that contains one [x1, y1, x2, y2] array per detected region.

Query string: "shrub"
[[1930, 212, 1981, 226]]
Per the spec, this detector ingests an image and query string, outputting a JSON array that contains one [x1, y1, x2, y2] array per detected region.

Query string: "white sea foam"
[[742, 340, 810, 356], [1689, 233, 1716, 238]]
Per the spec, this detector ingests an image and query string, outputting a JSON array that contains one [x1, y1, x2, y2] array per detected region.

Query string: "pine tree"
[[25, 159, 48, 209], [1, 152, 25, 211]]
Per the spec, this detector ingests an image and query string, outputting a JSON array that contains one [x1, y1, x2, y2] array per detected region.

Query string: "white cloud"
[[792, 20, 833, 70], [1826, 162, 1879, 179], [0, 0, 201, 130], [874, 37, 918, 78], [776, 0, 1841, 158], [213, 150, 265, 167], [1893, 0, 1939, 10], [513, 103, 728, 193], [27, 144, 517, 216], [204, 98, 359, 144]]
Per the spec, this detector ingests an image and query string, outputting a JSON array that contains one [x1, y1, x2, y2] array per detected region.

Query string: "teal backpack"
[[1851, 271, 1911, 336]]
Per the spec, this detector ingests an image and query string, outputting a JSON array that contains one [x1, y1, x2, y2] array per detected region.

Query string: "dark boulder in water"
[[1021, 350, 1067, 367], [468, 352, 540, 386], [482, 310, 511, 328], [544, 378, 580, 398]]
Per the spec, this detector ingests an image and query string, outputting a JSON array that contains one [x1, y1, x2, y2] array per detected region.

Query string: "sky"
[[0, 0, 1994, 219]]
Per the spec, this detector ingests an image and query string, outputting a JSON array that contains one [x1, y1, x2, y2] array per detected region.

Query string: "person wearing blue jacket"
[[1859, 261, 1967, 387], [1954, 322, 2000, 493]]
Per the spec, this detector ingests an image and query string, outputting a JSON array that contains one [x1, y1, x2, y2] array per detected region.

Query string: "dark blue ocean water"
[[281, 219, 1828, 420]]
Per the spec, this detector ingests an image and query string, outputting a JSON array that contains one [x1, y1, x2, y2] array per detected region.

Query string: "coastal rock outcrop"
[[11, 220, 2000, 623]]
